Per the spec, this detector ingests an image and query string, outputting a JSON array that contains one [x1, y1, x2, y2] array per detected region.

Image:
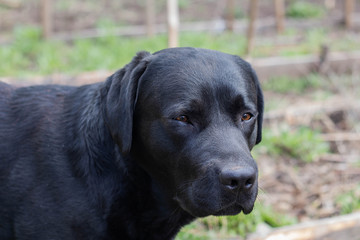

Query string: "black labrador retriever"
[[0, 47, 263, 240]]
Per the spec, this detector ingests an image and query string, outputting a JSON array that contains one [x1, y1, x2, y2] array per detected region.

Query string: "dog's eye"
[[174, 115, 190, 123], [241, 113, 253, 121]]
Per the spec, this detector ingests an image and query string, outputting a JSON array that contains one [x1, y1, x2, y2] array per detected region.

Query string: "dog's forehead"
[[142, 48, 255, 102], [148, 49, 252, 87], [152, 48, 238, 74]]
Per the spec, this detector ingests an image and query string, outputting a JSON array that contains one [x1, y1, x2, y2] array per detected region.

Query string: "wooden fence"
[[1, 0, 358, 53]]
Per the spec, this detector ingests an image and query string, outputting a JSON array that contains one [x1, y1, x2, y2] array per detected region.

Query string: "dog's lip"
[[242, 203, 255, 214], [214, 200, 255, 216], [211, 204, 241, 216], [174, 192, 256, 215], [174, 195, 255, 217]]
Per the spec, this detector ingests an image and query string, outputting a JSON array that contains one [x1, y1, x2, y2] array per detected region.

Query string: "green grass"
[[280, 28, 328, 57], [0, 26, 249, 77], [0, 25, 169, 77], [259, 126, 330, 163], [176, 203, 297, 240], [253, 28, 330, 58], [1, 25, 359, 77], [263, 74, 322, 94], [286, 2, 325, 19], [336, 185, 360, 215]]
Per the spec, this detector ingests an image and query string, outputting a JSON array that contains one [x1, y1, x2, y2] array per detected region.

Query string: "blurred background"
[[0, 0, 359, 239]]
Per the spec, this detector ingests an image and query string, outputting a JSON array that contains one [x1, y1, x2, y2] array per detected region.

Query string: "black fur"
[[0, 48, 264, 240]]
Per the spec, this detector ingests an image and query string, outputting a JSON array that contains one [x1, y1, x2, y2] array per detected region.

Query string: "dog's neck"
[[107, 157, 195, 239], [64, 85, 194, 239]]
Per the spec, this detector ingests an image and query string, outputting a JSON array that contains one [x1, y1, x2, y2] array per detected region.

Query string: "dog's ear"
[[102, 51, 152, 154], [250, 68, 264, 144]]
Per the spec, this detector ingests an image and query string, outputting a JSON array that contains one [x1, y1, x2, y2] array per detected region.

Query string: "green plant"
[[178, 0, 190, 9], [286, 2, 325, 19], [305, 28, 327, 47], [234, 8, 245, 19], [263, 74, 322, 94], [255, 204, 297, 227], [1, 24, 359, 77], [278, 28, 327, 57], [0, 26, 44, 76], [261, 126, 330, 163], [176, 221, 210, 240], [176, 203, 297, 239], [13, 26, 42, 56], [336, 185, 360, 214]]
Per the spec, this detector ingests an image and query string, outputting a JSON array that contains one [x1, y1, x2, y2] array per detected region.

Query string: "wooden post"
[[146, 0, 155, 37], [167, 0, 179, 48], [274, 0, 285, 34], [225, 0, 235, 32], [344, 0, 355, 30], [246, 0, 258, 56], [41, 0, 53, 40]]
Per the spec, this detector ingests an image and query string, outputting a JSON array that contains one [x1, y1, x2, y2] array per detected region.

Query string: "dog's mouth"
[[215, 201, 255, 216], [174, 192, 256, 217], [173, 169, 258, 217]]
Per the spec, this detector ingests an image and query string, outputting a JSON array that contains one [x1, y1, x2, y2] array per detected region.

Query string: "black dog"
[[0, 48, 263, 240]]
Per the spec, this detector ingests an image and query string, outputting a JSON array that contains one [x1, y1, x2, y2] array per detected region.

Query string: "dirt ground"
[[259, 92, 360, 222]]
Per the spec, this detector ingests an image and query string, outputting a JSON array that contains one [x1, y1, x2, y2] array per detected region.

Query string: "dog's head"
[[104, 48, 263, 217]]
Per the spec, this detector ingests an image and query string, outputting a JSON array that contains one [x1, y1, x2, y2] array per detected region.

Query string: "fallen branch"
[[249, 212, 360, 240], [318, 154, 358, 163], [321, 132, 360, 142], [265, 98, 360, 123]]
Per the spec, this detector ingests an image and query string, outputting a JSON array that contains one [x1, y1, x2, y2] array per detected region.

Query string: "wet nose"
[[219, 167, 257, 192]]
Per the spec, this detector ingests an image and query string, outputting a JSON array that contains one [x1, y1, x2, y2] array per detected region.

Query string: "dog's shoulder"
[[0, 83, 78, 155], [8, 84, 74, 116]]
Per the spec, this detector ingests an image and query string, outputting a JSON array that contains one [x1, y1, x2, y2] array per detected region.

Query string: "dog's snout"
[[219, 167, 256, 192]]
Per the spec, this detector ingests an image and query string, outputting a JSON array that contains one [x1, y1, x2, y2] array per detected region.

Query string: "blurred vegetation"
[[260, 126, 330, 163], [336, 185, 360, 215], [0, 24, 359, 77], [286, 1, 325, 19], [176, 202, 297, 240], [262, 74, 322, 94]]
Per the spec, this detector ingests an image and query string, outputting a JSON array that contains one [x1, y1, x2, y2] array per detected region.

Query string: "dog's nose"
[[219, 167, 256, 192]]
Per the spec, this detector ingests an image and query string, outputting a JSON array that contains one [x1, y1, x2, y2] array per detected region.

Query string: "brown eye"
[[241, 113, 253, 121], [175, 115, 189, 123]]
